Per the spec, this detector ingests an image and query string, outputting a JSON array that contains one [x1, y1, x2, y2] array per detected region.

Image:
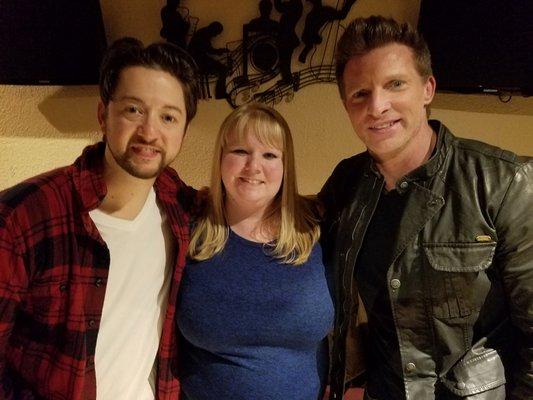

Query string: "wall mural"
[[160, 0, 358, 108]]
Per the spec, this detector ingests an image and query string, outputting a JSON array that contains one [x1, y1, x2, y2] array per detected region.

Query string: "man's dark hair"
[[99, 37, 200, 126], [335, 15, 432, 99]]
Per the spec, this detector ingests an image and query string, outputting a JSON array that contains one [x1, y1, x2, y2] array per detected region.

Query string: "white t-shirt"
[[90, 188, 174, 400]]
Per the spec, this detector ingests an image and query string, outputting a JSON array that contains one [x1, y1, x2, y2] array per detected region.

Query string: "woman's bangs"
[[230, 112, 284, 150]]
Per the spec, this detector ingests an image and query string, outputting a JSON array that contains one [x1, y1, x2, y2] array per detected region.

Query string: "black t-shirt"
[[355, 188, 409, 399]]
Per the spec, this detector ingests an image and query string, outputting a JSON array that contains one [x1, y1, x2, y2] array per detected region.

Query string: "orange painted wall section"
[[2, 0, 532, 193]]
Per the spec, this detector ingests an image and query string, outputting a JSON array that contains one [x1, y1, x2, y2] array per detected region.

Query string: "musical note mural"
[[160, 0, 358, 108]]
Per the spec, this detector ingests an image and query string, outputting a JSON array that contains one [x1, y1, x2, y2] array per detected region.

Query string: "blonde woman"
[[177, 103, 334, 400]]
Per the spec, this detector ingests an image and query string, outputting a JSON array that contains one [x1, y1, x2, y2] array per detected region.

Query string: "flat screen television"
[[418, 0, 533, 96], [0, 0, 107, 85]]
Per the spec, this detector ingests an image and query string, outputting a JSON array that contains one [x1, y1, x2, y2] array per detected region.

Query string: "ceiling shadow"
[[38, 85, 101, 136]]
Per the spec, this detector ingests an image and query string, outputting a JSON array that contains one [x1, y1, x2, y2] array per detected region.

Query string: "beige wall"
[[1, 0, 532, 192]]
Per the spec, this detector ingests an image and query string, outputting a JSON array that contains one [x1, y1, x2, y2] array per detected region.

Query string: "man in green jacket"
[[320, 16, 533, 400]]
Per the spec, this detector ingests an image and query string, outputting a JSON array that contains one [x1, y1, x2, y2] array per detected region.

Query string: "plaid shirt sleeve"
[[0, 153, 106, 400], [0, 203, 30, 399]]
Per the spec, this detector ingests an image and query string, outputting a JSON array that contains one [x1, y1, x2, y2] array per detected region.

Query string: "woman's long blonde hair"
[[188, 103, 320, 265]]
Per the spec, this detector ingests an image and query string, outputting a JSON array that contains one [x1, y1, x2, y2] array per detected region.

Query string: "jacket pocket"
[[441, 348, 506, 398], [423, 242, 496, 319]]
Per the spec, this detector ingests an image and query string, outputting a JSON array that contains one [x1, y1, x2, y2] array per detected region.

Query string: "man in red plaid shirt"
[[0, 37, 201, 399]]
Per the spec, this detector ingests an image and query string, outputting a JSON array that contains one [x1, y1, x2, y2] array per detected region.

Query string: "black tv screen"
[[0, 0, 107, 85], [418, 0, 533, 96]]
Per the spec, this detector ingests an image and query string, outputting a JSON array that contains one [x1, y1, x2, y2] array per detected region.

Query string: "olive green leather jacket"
[[320, 121, 533, 399]]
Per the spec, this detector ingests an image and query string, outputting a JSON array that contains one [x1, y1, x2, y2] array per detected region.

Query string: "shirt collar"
[[72, 142, 108, 212]]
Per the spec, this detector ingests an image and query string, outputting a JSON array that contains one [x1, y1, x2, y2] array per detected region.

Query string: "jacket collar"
[[365, 119, 452, 189], [403, 120, 450, 182]]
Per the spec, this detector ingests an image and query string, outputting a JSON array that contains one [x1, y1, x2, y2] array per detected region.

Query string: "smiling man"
[[0, 38, 200, 399], [320, 16, 533, 400]]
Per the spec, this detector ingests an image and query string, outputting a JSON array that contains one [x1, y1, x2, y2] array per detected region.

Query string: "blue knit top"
[[177, 230, 334, 400]]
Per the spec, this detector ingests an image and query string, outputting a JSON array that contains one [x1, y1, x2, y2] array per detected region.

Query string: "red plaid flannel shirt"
[[0, 143, 197, 399]]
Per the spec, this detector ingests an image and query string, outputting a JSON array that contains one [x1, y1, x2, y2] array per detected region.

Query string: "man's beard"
[[109, 140, 167, 180]]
